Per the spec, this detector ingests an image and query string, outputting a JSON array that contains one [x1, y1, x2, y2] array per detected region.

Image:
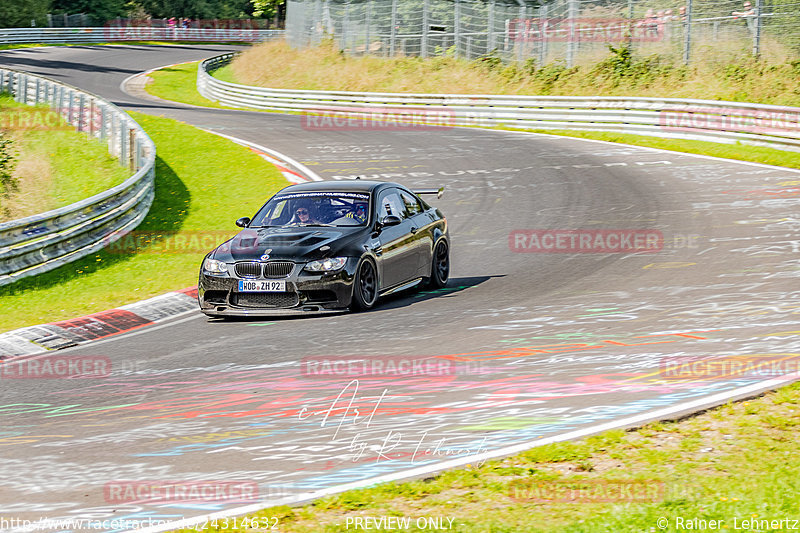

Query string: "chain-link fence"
[[286, 0, 800, 65]]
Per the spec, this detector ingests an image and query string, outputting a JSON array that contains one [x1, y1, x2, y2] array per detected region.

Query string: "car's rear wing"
[[413, 186, 444, 199]]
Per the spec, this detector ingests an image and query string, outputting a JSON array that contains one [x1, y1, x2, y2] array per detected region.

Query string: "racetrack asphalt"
[[1, 45, 799, 530]]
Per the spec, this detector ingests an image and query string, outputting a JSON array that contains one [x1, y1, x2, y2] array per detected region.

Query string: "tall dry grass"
[[0, 133, 54, 221], [228, 39, 800, 106]]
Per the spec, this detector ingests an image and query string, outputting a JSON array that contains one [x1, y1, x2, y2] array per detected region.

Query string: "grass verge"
[[224, 40, 800, 106], [510, 128, 800, 171], [0, 95, 130, 221], [144, 61, 235, 109], [173, 381, 800, 532], [0, 112, 286, 333]]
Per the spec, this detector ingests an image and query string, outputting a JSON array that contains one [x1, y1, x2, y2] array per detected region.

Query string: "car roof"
[[276, 180, 391, 195]]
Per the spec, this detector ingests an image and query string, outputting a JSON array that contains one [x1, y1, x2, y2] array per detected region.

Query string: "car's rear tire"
[[427, 239, 449, 289], [351, 258, 379, 311]]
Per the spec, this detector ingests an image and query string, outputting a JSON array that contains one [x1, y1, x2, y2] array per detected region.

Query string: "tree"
[[0, 0, 50, 27], [49, 0, 127, 25], [251, 0, 283, 19], [130, 0, 253, 19]]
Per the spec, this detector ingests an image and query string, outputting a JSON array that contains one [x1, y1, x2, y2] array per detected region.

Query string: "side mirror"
[[235, 217, 251, 228], [379, 215, 402, 228]]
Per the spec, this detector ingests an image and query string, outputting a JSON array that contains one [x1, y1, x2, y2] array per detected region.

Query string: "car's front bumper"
[[198, 259, 357, 317]]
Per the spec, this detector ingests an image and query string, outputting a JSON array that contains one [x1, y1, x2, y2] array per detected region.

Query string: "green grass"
[[0, 95, 130, 221], [210, 63, 237, 83], [510, 129, 800, 171], [170, 383, 800, 532], [0, 112, 286, 333], [144, 62, 234, 109]]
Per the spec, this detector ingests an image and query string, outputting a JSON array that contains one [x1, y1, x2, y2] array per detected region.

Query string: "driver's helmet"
[[354, 202, 367, 215]]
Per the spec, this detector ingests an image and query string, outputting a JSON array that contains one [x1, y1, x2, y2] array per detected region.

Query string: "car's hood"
[[211, 226, 363, 262]]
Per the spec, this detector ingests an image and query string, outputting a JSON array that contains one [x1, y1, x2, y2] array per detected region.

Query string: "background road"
[[1, 45, 799, 529]]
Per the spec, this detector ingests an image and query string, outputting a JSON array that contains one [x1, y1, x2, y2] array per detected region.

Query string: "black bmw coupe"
[[198, 180, 449, 316]]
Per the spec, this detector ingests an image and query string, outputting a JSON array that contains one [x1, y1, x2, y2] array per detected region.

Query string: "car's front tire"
[[351, 258, 379, 311]]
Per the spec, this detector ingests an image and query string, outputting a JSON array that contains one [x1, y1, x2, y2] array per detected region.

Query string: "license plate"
[[238, 280, 286, 292]]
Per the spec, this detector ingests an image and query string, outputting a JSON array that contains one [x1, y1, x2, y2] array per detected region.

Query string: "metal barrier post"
[[390, 0, 397, 56], [455, 0, 461, 57], [77, 92, 85, 131], [365, 0, 371, 54], [683, 0, 693, 65], [566, 0, 577, 67], [99, 104, 107, 140], [129, 128, 135, 170], [754, 0, 763, 56], [422, 0, 429, 57], [488, 0, 495, 53], [121, 120, 128, 164]]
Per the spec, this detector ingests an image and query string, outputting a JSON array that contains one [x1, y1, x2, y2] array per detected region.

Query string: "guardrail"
[[198, 53, 800, 153], [0, 27, 284, 44], [0, 68, 156, 286]]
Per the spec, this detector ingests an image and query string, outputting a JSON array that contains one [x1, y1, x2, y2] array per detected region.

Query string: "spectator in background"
[[662, 8, 676, 39], [732, 1, 756, 34], [732, 1, 755, 18], [644, 8, 660, 38]]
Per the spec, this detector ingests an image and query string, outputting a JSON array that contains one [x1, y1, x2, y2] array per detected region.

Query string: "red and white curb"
[[0, 288, 199, 359]]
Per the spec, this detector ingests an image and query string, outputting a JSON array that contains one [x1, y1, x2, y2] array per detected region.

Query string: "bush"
[[0, 134, 17, 200]]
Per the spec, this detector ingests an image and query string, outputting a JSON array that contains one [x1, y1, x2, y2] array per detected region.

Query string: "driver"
[[289, 202, 319, 225], [345, 202, 368, 223]]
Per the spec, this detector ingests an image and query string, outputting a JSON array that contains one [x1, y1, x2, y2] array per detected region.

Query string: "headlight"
[[203, 258, 228, 275], [305, 257, 348, 272]]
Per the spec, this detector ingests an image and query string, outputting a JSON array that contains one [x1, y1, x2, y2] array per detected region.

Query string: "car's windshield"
[[250, 192, 371, 227]]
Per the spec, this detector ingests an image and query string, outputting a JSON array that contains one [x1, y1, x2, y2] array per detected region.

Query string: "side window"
[[378, 191, 407, 220], [399, 191, 422, 216]]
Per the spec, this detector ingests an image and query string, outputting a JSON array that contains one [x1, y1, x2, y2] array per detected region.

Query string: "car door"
[[374, 188, 418, 289], [399, 189, 432, 278]]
